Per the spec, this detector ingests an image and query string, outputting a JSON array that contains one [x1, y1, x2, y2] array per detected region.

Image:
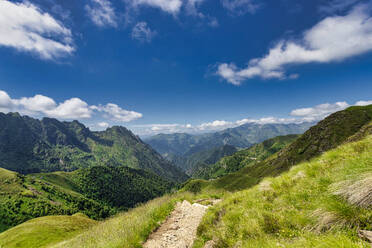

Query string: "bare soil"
[[143, 199, 220, 248]]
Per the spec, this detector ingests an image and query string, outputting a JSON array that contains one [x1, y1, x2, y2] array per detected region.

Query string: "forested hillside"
[[0, 165, 173, 232], [1, 106, 372, 248], [181, 145, 237, 175], [193, 134, 299, 179], [0, 112, 187, 182]]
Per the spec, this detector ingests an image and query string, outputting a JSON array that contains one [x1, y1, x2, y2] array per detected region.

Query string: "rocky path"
[[143, 199, 220, 248]]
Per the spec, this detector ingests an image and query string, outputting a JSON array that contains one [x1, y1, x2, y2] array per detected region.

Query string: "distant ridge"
[[0, 112, 187, 182], [145, 122, 315, 172], [185, 105, 372, 192]]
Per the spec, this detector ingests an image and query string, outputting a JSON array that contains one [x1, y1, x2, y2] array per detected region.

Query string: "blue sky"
[[0, 0, 371, 136]]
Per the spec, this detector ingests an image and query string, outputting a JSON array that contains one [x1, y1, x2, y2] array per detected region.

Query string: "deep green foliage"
[[0, 168, 113, 232], [0, 165, 175, 232], [193, 134, 299, 179], [182, 145, 237, 175], [0, 113, 187, 182], [72, 166, 174, 208]]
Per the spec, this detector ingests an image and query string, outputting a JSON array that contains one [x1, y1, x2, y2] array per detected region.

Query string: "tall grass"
[[193, 135, 372, 248], [52, 192, 198, 248]]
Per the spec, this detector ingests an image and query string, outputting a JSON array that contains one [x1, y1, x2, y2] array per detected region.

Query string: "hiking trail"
[[143, 199, 220, 248]]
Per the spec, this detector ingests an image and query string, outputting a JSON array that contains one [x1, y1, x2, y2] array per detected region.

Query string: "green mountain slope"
[[182, 145, 237, 175], [0, 165, 173, 232], [0, 213, 96, 248], [193, 134, 372, 248], [0, 112, 187, 182], [2, 106, 371, 248], [193, 134, 299, 179], [51, 134, 372, 248], [184, 105, 372, 192], [145, 122, 314, 171]]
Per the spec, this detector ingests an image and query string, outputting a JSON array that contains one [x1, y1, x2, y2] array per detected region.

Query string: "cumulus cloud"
[[290, 102, 350, 121], [91, 103, 143, 122], [85, 0, 117, 27], [217, 4, 372, 85], [355, 100, 372, 106], [124, 0, 216, 27], [126, 0, 183, 14], [97, 122, 110, 128], [131, 22, 157, 42], [131, 100, 372, 136], [0, 0, 74, 60], [221, 0, 260, 16], [0, 90, 142, 123], [198, 120, 233, 130]]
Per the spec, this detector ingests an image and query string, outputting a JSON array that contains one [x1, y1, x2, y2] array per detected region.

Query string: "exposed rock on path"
[[143, 199, 220, 248]]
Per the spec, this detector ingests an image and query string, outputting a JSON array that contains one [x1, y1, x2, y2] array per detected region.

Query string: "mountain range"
[[193, 134, 300, 179], [0, 112, 187, 182], [0, 105, 371, 247], [145, 122, 315, 173]]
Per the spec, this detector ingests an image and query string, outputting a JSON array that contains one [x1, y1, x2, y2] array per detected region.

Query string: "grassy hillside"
[[51, 194, 192, 248], [0, 213, 96, 248], [2, 106, 371, 247], [0, 113, 187, 182], [193, 134, 372, 248], [193, 134, 299, 179], [0, 165, 174, 232], [185, 105, 372, 192], [51, 131, 372, 248]]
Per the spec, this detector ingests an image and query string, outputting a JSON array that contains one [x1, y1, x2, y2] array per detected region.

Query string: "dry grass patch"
[[333, 176, 372, 208]]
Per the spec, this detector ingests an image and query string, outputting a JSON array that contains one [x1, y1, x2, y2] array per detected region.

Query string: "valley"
[[0, 105, 371, 247]]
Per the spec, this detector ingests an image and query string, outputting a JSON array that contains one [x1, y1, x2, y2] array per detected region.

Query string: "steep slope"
[[4, 106, 371, 248], [51, 133, 372, 248], [185, 105, 372, 192], [193, 134, 299, 179], [0, 214, 96, 248], [0, 166, 174, 232], [0, 112, 187, 182], [193, 134, 372, 247], [145, 122, 314, 170]]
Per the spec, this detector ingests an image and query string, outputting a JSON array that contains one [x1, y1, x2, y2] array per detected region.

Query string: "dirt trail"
[[143, 199, 220, 248]]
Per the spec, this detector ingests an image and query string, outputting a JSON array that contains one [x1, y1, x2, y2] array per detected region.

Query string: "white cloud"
[[98, 122, 110, 128], [131, 100, 372, 136], [185, 0, 205, 17], [198, 120, 233, 130], [221, 0, 260, 16], [126, 0, 183, 14], [45, 98, 92, 119], [131, 22, 157, 42], [0, 90, 142, 123], [236, 117, 298, 125], [14, 95, 56, 112], [0, 0, 74, 60], [85, 0, 117, 27], [91, 103, 143, 122], [217, 4, 372, 85], [290, 102, 350, 121], [355, 100, 372, 106]]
